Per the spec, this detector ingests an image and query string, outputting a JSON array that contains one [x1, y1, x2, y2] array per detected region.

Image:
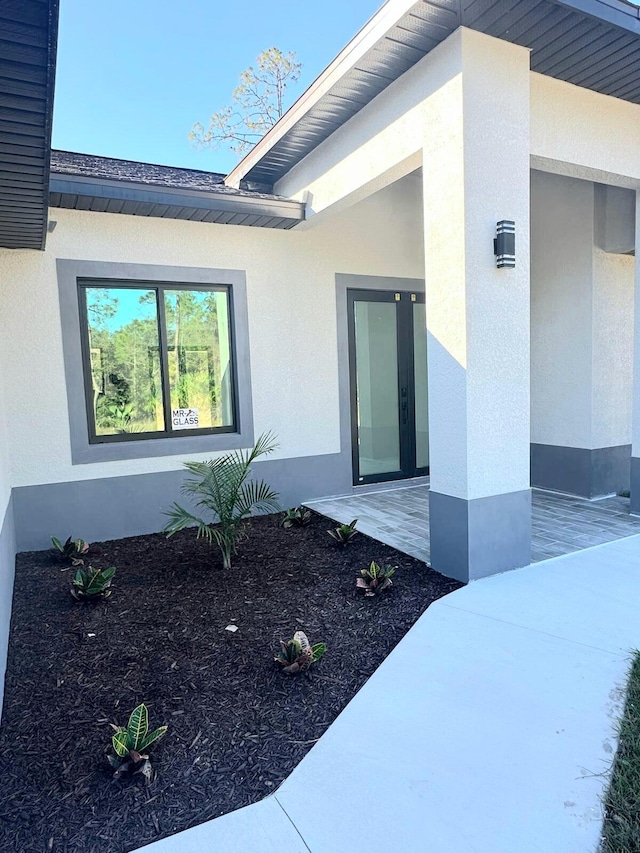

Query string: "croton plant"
[[276, 630, 326, 675]]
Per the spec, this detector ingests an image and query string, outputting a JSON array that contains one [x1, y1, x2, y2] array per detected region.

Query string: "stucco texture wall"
[[0, 175, 423, 490], [0, 281, 15, 715], [531, 72, 640, 188], [0, 279, 11, 516], [0, 362, 10, 518], [592, 247, 634, 449], [531, 170, 634, 450]]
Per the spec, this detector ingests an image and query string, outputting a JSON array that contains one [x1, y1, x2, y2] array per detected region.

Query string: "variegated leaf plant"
[[51, 535, 90, 565], [356, 561, 396, 596], [276, 630, 326, 675], [109, 703, 168, 781], [71, 565, 115, 600], [328, 519, 358, 546]]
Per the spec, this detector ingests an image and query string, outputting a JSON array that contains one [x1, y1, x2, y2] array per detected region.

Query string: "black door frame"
[[347, 288, 428, 486]]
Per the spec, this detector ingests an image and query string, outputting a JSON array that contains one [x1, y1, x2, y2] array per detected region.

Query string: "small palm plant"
[[163, 432, 280, 569], [109, 703, 168, 781], [328, 519, 358, 546], [356, 561, 396, 596], [276, 630, 326, 675]]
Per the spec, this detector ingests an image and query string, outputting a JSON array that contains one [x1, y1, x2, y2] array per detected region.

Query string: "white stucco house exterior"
[[2, 0, 640, 700]]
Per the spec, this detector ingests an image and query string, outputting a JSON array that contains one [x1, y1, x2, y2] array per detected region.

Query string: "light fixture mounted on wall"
[[494, 220, 515, 268]]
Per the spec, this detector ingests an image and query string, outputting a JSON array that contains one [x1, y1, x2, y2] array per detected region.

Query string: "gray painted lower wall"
[[0, 496, 16, 721], [630, 457, 640, 514], [530, 443, 631, 498], [429, 489, 532, 583], [11, 441, 633, 558], [12, 453, 353, 552]]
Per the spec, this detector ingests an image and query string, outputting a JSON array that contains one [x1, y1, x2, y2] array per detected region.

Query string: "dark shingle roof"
[[48, 150, 305, 230], [50, 150, 279, 199]]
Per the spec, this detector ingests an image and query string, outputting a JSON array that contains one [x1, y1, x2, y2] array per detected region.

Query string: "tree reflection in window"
[[82, 284, 234, 440]]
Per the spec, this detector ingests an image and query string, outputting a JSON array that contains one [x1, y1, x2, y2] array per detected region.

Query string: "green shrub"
[[163, 432, 280, 569], [109, 703, 168, 782], [51, 536, 89, 565], [356, 561, 396, 596], [282, 506, 311, 528], [71, 565, 116, 600], [276, 630, 326, 675], [328, 519, 358, 546]]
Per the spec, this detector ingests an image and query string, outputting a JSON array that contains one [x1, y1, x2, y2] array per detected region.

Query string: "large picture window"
[[78, 280, 236, 443]]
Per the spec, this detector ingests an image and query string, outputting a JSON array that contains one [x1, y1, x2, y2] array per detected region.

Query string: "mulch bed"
[[0, 512, 460, 853]]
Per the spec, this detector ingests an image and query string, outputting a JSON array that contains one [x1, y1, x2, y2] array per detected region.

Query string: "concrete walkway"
[[139, 536, 640, 853]]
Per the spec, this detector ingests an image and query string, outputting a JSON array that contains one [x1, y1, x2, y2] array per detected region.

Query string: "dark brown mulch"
[[0, 512, 460, 853]]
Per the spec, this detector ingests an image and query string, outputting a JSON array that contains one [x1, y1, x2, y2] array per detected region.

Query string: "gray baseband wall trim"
[[12, 452, 352, 552], [0, 496, 16, 720], [530, 443, 631, 499], [631, 457, 640, 514], [429, 489, 532, 584]]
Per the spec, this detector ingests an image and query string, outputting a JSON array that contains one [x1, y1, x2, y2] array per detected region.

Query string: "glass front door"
[[347, 289, 429, 485]]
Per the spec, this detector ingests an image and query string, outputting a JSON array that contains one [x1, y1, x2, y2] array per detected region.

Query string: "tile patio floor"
[[305, 484, 640, 564]]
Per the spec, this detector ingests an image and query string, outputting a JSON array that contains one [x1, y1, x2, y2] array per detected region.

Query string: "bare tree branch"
[[189, 47, 302, 156]]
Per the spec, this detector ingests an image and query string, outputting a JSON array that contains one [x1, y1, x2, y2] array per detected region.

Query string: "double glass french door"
[[347, 289, 429, 485]]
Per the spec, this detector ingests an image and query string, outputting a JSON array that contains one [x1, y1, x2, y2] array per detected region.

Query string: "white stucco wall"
[[531, 170, 634, 450], [531, 172, 595, 448], [0, 365, 10, 519], [0, 279, 10, 518], [0, 175, 423, 490], [0, 288, 15, 716], [634, 193, 640, 457], [1, 28, 638, 500], [531, 73, 640, 190], [592, 247, 634, 449]]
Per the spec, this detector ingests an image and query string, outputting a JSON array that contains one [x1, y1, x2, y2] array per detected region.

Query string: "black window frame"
[[77, 278, 239, 445]]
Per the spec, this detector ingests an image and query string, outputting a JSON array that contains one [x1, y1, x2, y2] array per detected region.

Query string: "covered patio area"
[[306, 485, 640, 567]]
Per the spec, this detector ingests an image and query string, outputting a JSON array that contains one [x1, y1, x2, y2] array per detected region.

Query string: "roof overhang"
[[49, 172, 305, 229], [0, 0, 59, 249], [226, 0, 640, 189]]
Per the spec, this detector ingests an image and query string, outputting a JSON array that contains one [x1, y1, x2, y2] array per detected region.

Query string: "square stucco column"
[[423, 29, 531, 583], [630, 191, 640, 514]]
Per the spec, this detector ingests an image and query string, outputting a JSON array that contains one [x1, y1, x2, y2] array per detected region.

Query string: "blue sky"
[[52, 1, 381, 175]]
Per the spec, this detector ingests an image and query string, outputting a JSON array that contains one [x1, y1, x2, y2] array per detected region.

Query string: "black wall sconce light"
[[494, 220, 515, 268]]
